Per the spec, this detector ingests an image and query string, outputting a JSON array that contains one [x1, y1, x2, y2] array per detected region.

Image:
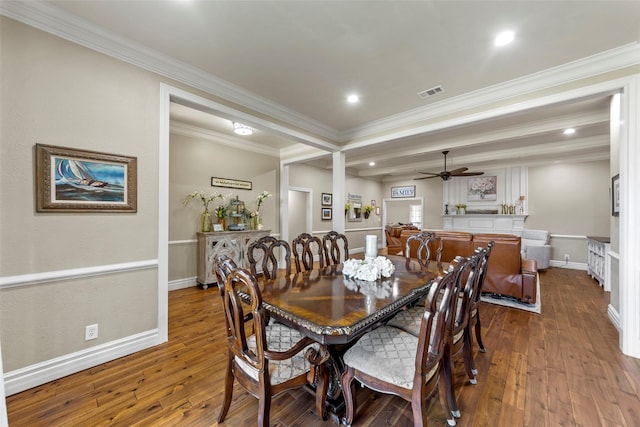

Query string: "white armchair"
[[521, 229, 551, 269]]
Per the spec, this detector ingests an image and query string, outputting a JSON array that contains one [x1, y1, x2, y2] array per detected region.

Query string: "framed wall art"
[[36, 144, 137, 212], [321, 207, 332, 221], [467, 176, 497, 201], [322, 192, 332, 206], [391, 185, 415, 198], [612, 174, 620, 217]]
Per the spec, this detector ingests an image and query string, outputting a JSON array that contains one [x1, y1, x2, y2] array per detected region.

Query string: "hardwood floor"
[[7, 268, 640, 426]]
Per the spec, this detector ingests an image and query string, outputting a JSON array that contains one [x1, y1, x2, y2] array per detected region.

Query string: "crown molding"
[[3, 1, 638, 148], [0, 0, 340, 142], [341, 43, 640, 142]]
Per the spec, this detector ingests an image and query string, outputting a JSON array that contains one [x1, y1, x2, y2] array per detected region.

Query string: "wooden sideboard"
[[197, 230, 270, 288]]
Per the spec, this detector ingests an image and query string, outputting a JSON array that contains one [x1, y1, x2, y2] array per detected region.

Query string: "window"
[[409, 204, 423, 229]]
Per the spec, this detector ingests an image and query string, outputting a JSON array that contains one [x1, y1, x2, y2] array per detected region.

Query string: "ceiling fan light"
[[233, 122, 253, 136]]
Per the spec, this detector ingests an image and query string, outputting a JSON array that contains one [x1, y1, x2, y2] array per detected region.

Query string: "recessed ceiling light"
[[369, 162, 375, 166], [563, 128, 576, 135], [494, 30, 515, 47], [233, 122, 253, 136], [347, 94, 360, 104]]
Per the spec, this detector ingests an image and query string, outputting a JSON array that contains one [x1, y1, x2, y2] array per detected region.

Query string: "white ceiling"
[[7, 0, 640, 180]]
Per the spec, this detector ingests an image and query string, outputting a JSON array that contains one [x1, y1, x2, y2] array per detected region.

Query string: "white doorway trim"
[[286, 186, 313, 243], [381, 197, 424, 246]]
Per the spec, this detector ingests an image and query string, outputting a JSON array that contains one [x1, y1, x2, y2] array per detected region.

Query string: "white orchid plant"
[[183, 191, 229, 212]]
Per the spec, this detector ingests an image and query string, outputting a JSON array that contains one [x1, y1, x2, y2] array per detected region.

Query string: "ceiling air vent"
[[417, 85, 444, 99]]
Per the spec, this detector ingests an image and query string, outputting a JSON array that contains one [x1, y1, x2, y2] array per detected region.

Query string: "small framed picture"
[[213, 223, 224, 232], [612, 174, 620, 217], [321, 207, 332, 220], [371, 200, 376, 207], [375, 206, 380, 216], [322, 192, 332, 206]]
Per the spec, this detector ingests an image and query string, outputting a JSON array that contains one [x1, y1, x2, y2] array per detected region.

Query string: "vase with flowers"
[[251, 190, 272, 230], [183, 191, 228, 232]]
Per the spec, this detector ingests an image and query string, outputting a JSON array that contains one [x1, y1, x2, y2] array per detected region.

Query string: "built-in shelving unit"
[[587, 236, 610, 290], [442, 214, 527, 235]]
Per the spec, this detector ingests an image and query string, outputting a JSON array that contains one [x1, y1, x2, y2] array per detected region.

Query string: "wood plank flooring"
[[7, 268, 640, 426]]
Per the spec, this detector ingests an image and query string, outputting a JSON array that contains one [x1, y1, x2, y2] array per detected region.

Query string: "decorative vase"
[[218, 217, 225, 231], [364, 211, 370, 219], [251, 213, 262, 230], [201, 210, 212, 232]]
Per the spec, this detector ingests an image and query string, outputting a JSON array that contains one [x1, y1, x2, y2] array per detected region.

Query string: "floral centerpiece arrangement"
[[342, 256, 396, 282], [183, 191, 228, 232]]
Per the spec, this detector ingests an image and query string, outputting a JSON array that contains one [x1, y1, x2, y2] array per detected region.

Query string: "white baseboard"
[[169, 276, 198, 291], [4, 329, 161, 396], [548, 260, 588, 270], [608, 304, 622, 332]]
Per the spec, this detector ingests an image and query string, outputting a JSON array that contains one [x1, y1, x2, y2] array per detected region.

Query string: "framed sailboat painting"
[[36, 144, 137, 212]]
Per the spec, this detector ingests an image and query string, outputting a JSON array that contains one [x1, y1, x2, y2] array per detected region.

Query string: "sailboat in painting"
[[54, 158, 125, 203], [57, 159, 108, 188]]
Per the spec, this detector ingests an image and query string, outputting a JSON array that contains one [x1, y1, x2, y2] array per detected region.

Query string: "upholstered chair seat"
[[342, 325, 439, 389]]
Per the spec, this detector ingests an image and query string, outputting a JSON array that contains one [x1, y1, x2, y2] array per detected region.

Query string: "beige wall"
[[382, 177, 444, 229], [288, 163, 384, 249], [528, 160, 610, 263], [168, 132, 279, 281], [0, 18, 160, 371]]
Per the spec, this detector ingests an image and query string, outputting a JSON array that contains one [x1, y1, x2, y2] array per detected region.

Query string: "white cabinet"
[[197, 230, 270, 288], [587, 236, 610, 289]]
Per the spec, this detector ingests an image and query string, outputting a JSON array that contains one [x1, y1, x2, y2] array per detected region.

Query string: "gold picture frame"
[[35, 144, 137, 212]]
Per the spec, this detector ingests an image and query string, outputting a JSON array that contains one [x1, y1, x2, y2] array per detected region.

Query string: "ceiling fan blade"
[[414, 175, 442, 180], [448, 167, 468, 175], [451, 171, 484, 177], [416, 171, 441, 176]]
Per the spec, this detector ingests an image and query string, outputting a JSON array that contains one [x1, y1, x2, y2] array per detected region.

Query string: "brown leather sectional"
[[398, 229, 537, 304]]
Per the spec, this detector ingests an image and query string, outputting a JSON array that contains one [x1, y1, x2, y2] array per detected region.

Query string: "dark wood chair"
[[441, 250, 484, 422], [216, 266, 328, 426], [466, 242, 493, 366], [341, 260, 464, 427], [404, 231, 444, 272], [386, 253, 483, 425], [292, 232, 325, 273], [247, 235, 292, 279], [322, 231, 349, 266]]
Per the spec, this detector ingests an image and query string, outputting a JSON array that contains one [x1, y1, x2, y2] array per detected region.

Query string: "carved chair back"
[[292, 233, 325, 273], [322, 231, 349, 266], [247, 235, 292, 280], [404, 231, 444, 272]]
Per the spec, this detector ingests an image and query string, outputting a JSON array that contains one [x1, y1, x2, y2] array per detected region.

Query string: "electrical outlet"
[[564, 254, 570, 263], [85, 324, 98, 341]]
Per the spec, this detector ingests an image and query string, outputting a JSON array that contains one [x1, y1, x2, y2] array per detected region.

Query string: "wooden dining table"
[[238, 254, 446, 422]]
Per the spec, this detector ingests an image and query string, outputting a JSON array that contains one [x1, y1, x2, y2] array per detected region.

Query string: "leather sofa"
[[398, 229, 538, 304], [384, 224, 419, 256]]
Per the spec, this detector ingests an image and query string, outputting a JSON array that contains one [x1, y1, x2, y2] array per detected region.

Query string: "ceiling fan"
[[414, 150, 484, 181]]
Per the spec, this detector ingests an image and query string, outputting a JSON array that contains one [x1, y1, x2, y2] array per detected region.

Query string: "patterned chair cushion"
[[343, 325, 438, 390], [235, 323, 318, 385], [387, 304, 464, 343]]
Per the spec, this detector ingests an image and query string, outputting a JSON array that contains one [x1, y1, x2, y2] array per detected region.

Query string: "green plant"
[[455, 203, 467, 209], [363, 205, 373, 215], [214, 205, 227, 219]]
